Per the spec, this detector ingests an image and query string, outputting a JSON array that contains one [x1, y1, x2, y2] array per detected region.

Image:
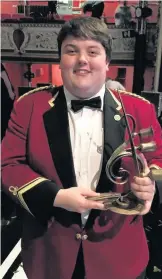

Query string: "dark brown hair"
[[57, 17, 112, 61]]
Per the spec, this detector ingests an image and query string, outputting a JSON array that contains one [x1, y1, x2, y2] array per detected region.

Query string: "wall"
[[28, 1, 48, 6], [31, 64, 51, 87], [52, 65, 63, 86], [103, 1, 119, 23], [2, 0, 159, 22], [108, 66, 134, 92], [1, 0, 159, 95], [1, 0, 19, 15], [144, 67, 155, 92], [3, 63, 28, 97], [3, 63, 52, 98], [1, 1, 48, 15]]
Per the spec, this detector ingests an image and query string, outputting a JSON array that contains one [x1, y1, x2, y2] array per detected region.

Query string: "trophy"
[[87, 91, 162, 215]]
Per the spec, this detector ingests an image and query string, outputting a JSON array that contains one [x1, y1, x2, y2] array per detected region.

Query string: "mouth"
[[74, 69, 91, 75]]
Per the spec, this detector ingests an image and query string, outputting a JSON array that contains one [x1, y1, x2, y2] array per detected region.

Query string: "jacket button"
[[75, 233, 82, 240], [82, 234, 88, 240]]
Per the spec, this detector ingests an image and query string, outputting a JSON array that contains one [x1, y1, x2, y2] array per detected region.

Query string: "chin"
[[69, 83, 95, 97], [76, 86, 91, 93], [78, 92, 95, 99]]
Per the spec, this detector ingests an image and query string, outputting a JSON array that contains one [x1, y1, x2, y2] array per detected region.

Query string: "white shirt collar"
[[64, 84, 105, 111]]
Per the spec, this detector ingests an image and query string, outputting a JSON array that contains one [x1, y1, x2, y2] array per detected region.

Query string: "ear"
[[106, 62, 109, 71]]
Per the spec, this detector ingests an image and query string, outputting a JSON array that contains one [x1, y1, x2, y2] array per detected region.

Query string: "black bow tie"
[[71, 96, 101, 112]]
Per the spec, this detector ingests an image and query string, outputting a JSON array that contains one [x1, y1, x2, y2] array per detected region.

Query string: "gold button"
[[82, 234, 88, 240], [75, 233, 82, 240]]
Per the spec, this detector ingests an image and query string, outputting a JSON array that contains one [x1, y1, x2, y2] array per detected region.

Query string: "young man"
[[1, 17, 162, 279]]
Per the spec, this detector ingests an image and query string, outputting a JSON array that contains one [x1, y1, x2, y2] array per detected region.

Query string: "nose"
[[77, 52, 88, 65]]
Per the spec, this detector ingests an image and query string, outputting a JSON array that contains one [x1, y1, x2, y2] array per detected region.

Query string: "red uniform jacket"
[[2, 86, 162, 279]]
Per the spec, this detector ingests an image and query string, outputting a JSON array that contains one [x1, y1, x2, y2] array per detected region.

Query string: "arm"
[[1, 96, 61, 224], [145, 104, 162, 203], [131, 104, 162, 214], [2, 96, 104, 223]]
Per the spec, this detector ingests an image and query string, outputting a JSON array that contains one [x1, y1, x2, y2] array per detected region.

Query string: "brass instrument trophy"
[[88, 90, 162, 215]]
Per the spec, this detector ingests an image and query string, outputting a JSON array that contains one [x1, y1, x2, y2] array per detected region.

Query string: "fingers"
[[79, 188, 105, 211], [80, 188, 101, 197], [131, 176, 155, 201], [131, 190, 154, 201], [133, 176, 153, 186], [82, 199, 105, 211], [131, 176, 155, 194], [54, 187, 105, 213], [131, 173, 155, 215], [138, 153, 150, 176], [139, 200, 152, 215]]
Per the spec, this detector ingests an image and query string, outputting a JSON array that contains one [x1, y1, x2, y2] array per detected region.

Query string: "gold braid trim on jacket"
[[17, 85, 55, 102], [114, 89, 150, 104]]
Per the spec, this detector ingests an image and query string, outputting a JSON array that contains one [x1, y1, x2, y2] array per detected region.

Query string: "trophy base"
[[103, 195, 144, 215], [106, 203, 144, 215], [87, 192, 144, 215]]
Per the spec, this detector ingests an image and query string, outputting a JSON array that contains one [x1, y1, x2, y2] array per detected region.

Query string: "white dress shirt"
[[64, 85, 105, 225]]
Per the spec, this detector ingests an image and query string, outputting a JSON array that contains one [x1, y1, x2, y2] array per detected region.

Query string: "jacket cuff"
[[149, 164, 162, 203], [155, 181, 162, 204], [9, 177, 61, 223], [149, 165, 162, 209]]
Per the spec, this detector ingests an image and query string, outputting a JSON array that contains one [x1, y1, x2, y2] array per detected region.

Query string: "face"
[[60, 36, 109, 99]]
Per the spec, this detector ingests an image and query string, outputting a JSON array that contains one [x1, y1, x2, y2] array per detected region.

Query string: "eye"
[[89, 50, 99, 56], [66, 49, 77, 55]]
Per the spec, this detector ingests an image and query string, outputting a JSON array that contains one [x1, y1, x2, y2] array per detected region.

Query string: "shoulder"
[[17, 85, 56, 102], [13, 85, 62, 114], [110, 89, 151, 105], [11, 86, 62, 121]]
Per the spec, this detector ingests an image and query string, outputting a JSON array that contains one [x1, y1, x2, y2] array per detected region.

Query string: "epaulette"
[[114, 89, 150, 104], [17, 85, 55, 102]]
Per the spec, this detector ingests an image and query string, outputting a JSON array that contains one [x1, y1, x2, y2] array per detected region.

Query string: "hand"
[[54, 187, 105, 213], [130, 154, 156, 215]]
